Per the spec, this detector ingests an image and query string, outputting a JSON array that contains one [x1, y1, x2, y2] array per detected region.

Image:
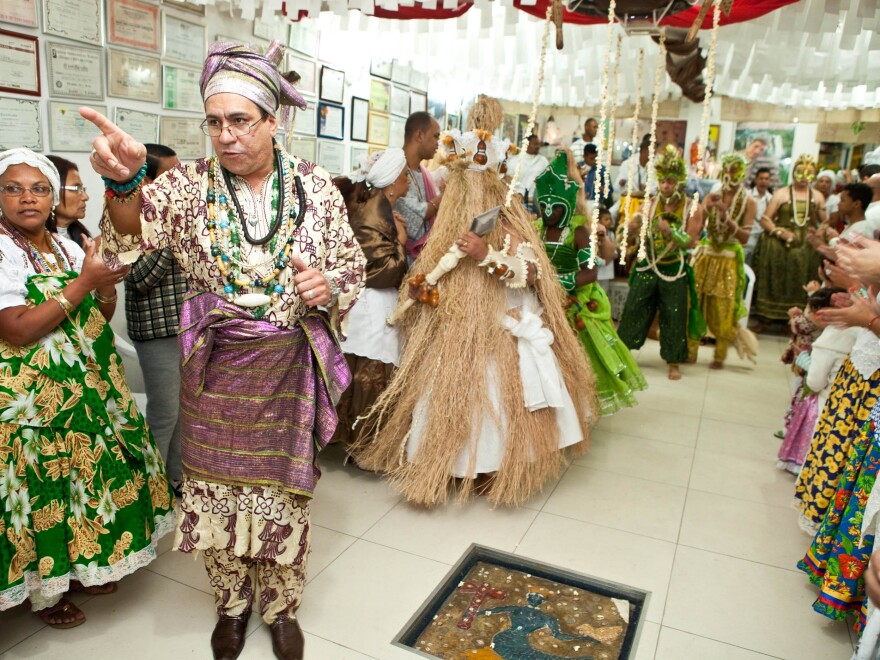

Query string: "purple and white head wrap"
[[200, 39, 307, 119]]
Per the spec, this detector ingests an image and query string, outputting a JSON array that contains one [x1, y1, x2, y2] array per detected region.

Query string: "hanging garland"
[[506, 4, 554, 209], [619, 48, 645, 266], [588, 0, 616, 268], [691, 0, 722, 218], [638, 28, 667, 262], [603, 34, 622, 199]]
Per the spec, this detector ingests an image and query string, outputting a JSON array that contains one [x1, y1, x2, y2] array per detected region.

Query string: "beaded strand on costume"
[[0, 216, 73, 274], [619, 48, 645, 266]]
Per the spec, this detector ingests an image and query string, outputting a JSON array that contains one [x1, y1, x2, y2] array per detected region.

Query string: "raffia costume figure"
[[534, 151, 646, 415], [353, 97, 597, 507], [617, 146, 706, 380], [688, 153, 758, 368]]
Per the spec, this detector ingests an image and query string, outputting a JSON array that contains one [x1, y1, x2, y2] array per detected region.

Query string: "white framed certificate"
[[0, 0, 38, 28], [286, 52, 316, 97], [0, 29, 40, 96], [163, 64, 202, 112], [367, 111, 389, 147], [317, 102, 344, 141], [350, 145, 368, 171], [0, 97, 41, 150], [390, 85, 409, 118], [159, 116, 204, 159], [48, 101, 107, 152], [409, 90, 427, 114], [390, 116, 406, 148], [108, 0, 160, 52], [162, 0, 205, 16], [42, 0, 102, 46], [288, 136, 316, 163], [391, 60, 411, 86], [108, 48, 161, 102], [162, 12, 206, 65], [253, 18, 287, 43], [319, 65, 344, 105], [293, 104, 316, 136], [317, 140, 344, 175], [46, 41, 104, 100], [350, 96, 368, 143], [115, 107, 159, 143], [287, 20, 318, 57]]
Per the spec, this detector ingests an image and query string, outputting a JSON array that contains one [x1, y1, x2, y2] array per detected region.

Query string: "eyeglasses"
[[200, 114, 266, 138], [62, 184, 87, 194], [0, 184, 53, 198]]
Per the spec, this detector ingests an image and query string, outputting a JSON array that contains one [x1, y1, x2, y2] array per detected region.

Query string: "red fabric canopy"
[[513, 0, 799, 28], [285, 0, 796, 26]]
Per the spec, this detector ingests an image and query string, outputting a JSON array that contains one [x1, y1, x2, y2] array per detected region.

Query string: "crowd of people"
[[0, 36, 879, 660]]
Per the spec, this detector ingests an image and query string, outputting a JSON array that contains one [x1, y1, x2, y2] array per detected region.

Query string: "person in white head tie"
[[332, 148, 409, 454]]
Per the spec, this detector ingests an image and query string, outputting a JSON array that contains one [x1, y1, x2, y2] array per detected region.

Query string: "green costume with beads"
[[535, 152, 646, 414]]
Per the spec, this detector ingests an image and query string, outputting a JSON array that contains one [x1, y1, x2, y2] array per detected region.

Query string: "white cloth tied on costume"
[[501, 303, 564, 411], [0, 148, 61, 206]]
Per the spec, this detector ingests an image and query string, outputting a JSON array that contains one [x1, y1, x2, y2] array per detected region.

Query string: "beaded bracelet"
[[101, 163, 147, 197]]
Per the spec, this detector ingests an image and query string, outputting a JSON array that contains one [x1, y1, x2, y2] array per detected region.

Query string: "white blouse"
[[0, 233, 85, 311]]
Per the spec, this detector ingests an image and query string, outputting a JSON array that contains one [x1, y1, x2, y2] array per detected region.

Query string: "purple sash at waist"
[[177, 292, 350, 497]]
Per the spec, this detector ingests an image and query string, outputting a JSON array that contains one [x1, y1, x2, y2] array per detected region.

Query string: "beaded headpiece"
[[654, 145, 688, 184], [792, 154, 818, 183], [534, 150, 579, 229], [720, 152, 748, 189]]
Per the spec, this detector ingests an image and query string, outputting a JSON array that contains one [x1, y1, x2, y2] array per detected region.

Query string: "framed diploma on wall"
[[350, 96, 369, 143], [390, 85, 409, 118], [108, 0, 160, 52], [42, 0, 102, 46], [115, 107, 159, 143], [46, 41, 104, 100], [163, 64, 202, 112], [293, 104, 316, 136], [162, 13, 206, 65], [319, 65, 345, 105], [48, 101, 108, 152], [0, 29, 40, 96], [0, 97, 41, 150], [287, 21, 318, 58], [288, 136, 316, 163], [367, 111, 390, 147], [317, 140, 345, 175], [317, 102, 344, 141], [108, 49, 161, 102], [286, 53, 316, 97], [159, 116, 204, 159], [0, 0, 38, 28], [350, 145, 369, 171], [369, 80, 390, 114], [162, 0, 206, 16]]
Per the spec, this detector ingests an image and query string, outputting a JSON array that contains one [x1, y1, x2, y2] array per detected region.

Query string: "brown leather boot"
[[211, 612, 249, 660], [270, 614, 305, 660]]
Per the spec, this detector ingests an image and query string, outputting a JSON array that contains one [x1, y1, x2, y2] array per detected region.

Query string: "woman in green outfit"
[[0, 149, 175, 628], [753, 154, 826, 324], [535, 151, 646, 414]]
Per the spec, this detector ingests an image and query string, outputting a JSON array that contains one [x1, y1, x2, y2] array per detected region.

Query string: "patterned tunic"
[[100, 149, 365, 330]]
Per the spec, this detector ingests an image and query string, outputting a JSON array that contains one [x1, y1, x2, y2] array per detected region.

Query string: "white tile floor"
[[0, 336, 857, 659]]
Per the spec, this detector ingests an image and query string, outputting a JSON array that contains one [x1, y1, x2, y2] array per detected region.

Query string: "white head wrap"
[[864, 148, 880, 167], [350, 148, 406, 189], [817, 169, 836, 182], [0, 148, 61, 206]]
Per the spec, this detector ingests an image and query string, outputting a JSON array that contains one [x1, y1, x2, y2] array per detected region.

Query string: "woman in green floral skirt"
[[0, 149, 175, 628]]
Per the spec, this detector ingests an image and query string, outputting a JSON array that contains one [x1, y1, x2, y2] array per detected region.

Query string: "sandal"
[[69, 580, 118, 595], [35, 598, 86, 629]]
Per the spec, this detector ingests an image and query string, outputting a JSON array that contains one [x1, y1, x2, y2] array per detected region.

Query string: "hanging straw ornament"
[[619, 48, 645, 266], [588, 0, 616, 268], [506, 4, 554, 209], [637, 29, 666, 262], [691, 0, 722, 218]]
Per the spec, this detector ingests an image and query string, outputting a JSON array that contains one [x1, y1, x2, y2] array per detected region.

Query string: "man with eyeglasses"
[[80, 39, 365, 660]]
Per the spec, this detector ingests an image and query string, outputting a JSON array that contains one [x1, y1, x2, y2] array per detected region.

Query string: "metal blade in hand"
[[470, 206, 502, 236]]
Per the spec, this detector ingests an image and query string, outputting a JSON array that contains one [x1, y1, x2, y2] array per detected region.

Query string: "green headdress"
[[534, 150, 579, 229], [654, 145, 688, 184], [720, 152, 748, 188]]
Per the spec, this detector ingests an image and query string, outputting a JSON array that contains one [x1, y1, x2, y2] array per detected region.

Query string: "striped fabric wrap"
[[177, 291, 350, 498]]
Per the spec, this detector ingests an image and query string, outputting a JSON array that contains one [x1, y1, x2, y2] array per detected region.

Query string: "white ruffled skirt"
[[339, 288, 400, 366]]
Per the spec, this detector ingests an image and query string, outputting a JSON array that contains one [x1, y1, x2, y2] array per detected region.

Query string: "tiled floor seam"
[[658, 624, 785, 659], [566, 463, 690, 493], [684, 484, 810, 512], [536, 508, 681, 545]]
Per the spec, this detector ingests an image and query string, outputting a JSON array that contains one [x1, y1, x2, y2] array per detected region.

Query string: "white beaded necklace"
[[790, 185, 812, 228]]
